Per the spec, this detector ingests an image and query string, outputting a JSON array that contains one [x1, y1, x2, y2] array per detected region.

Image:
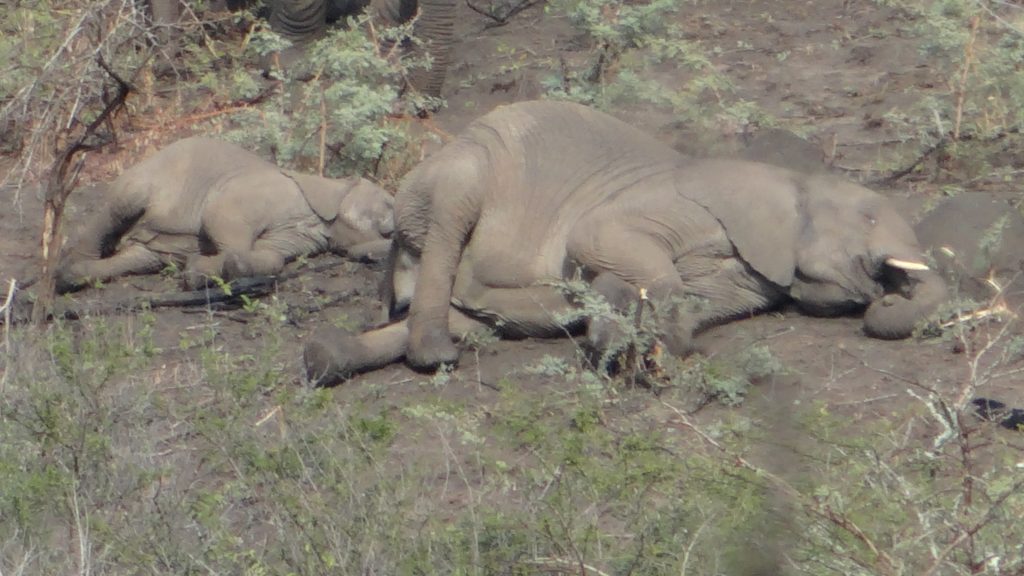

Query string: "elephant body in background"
[[303, 100, 947, 385], [56, 137, 394, 293], [151, 0, 455, 95], [915, 193, 1024, 305]]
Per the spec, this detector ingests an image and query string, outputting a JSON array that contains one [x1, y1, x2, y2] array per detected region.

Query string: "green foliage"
[[662, 344, 785, 406], [545, 0, 769, 132], [3, 305, 1024, 574], [223, 17, 430, 179], [875, 0, 1024, 174]]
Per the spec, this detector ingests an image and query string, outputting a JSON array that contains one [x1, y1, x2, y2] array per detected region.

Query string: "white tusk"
[[885, 257, 930, 271]]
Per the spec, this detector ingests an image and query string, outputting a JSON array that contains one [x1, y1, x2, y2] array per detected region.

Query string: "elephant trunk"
[[863, 270, 948, 339], [405, 0, 456, 97]]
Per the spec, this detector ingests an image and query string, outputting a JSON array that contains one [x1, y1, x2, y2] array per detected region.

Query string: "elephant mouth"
[[791, 255, 930, 315], [877, 257, 930, 299]]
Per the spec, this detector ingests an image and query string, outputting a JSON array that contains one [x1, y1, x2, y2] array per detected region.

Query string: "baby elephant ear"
[[682, 160, 801, 288], [285, 170, 357, 221]]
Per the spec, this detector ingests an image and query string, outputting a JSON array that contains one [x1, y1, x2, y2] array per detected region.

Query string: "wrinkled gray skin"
[[303, 101, 946, 385], [914, 193, 1024, 305], [151, 0, 454, 96], [56, 137, 394, 293]]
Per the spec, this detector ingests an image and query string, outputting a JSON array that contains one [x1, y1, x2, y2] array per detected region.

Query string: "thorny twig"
[[0, 279, 16, 396]]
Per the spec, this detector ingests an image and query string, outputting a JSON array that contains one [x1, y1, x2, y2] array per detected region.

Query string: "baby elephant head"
[[291, 171, 395, 256], [327, 178, 396, 251]]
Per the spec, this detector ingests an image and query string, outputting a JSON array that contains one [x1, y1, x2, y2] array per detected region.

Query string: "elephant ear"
[[681, 160, 802, 287], [284, 170, 356, 221]]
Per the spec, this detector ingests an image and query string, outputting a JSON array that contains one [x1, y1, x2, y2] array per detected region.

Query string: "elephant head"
[[286, 171, 395, 257], [690, 166, 947, 339]]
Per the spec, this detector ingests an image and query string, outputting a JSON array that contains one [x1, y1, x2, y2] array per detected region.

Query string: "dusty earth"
[[3, 0, 1024, 445]]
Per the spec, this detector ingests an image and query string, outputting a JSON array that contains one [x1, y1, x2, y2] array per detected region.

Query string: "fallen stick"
[[5, 256, 367, 324], [51, 275, 280, 320]]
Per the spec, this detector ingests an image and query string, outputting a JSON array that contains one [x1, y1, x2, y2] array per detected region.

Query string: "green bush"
[[877, 0, 1024, 175], [223, 16, 434, 179], [544, 0, 770, 133]]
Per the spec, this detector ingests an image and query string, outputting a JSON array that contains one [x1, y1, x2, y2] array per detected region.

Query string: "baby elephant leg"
[[184, 214, 288, 287], [185, 249, 287, 288], [57, 244, 164, 293], [222, 248, 287, 279]]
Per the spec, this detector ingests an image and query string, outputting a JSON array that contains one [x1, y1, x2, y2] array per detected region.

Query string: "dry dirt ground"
[[3, 0, 1023, 446]]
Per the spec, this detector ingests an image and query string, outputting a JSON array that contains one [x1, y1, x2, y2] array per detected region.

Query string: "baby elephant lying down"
[[57, 137, 394, 293], [303, 100, 948, 386]]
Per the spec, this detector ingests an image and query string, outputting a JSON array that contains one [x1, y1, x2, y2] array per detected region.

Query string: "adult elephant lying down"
[[303, 100, 948, 385], [56, 137, 394, 293]]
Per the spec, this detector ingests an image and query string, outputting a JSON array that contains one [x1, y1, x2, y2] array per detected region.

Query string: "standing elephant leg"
[[402, 0, 456, 96], [270, 0, 327, 39], [304, 308, 489, 385], [405, 223, 470, 368], [149, 0, 185, 74]]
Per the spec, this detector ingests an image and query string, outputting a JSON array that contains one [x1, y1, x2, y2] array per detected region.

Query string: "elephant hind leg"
[[304, 309, 490, 385], [57, 244, 164, 293]]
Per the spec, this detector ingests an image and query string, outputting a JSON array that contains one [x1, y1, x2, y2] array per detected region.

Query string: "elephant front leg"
[[186, 215, 293, 288], [183, 253, 228, 290], [303, 309, 491, 386], [405, 203, 479, 370], [569, 221, 699, 360], [584, 271, 700, 361]]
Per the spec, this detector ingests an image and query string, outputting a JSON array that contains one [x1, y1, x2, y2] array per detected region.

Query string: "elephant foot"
[[303, 326, 370, 387], [406, 327, 460, 372], [585, 315, 628, 357], [183, 255, 226, 290], [182, 271, 212, 291], [55, 272, 86, 294], [585, 314, 695, 370], [222, 254, 252, 280]]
